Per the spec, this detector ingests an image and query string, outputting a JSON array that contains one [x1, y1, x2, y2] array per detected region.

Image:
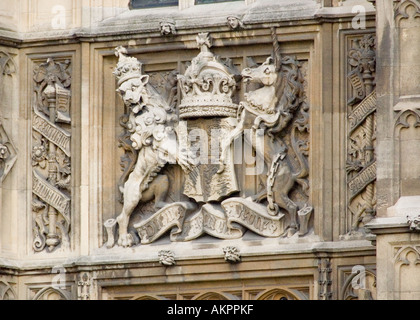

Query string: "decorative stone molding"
[[222, 246, 241, 263], [340, 266, 376, 300], [394, 0, 420, 24], [0, 281, 16, 300], [0, 52, 17, 183], [32, 58, 72, 253], [158, 250, 176, 266], [32, 287, 71, 300], [0, 51, 16, 77], [318, 258, 332, 300], [77, 272, 92, 300]]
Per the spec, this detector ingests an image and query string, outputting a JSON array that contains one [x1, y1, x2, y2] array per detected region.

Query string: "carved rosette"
[[32, 58, 72, 253], [344, 34, 377, 238]]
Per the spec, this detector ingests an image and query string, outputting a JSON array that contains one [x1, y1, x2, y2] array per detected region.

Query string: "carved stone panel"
[[343, 34, 377, 239], [32, 58, 72, 253], [105, 31, 312, 248]]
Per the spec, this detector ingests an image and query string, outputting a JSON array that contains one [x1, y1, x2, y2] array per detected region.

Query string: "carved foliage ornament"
[[344, 34, 377, 238], [32, 58, 72, 253], [106, 30, 312, 248]]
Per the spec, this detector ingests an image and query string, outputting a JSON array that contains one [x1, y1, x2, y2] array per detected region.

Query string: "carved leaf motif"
[[345, 34, 377, 235], [32, 58, 72, 253]]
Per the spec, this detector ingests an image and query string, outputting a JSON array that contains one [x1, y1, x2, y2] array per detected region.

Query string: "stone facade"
[[0, 0, 418, 301]]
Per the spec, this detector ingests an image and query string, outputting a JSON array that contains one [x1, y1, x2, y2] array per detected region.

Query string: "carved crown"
[[178, 33, 239, 119], [113, 46, 143, 86]]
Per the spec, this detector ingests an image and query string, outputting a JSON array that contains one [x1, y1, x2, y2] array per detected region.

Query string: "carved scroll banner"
[[172, 203, 245, 241], [33, 108, 71, 157], [32, 170, 70, 224], [347, 69, 365, 104], [222, 198, 285, 237], [134, 202, 195, 244], [348, 160, 377, 201], [348, 90, 377, 134]]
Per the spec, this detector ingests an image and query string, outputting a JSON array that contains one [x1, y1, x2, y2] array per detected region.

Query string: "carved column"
[[366, 0, 420, 299], [32, 58, 72, 253]]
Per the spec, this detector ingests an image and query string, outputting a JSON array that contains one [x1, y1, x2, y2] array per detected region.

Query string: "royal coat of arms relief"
[[105, 31, 313, 248]]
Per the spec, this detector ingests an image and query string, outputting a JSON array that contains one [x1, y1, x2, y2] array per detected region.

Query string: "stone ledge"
[[0, 238, 375, 271]]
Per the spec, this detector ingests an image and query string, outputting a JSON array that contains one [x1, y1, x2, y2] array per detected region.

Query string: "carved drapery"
[[32, 58, 72, 253], [344, 34, 377, 238]]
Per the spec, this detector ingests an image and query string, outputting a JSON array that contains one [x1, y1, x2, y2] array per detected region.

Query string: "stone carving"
[[117, 69, 179, 204], [223, 246, 241, 263], [32, 287, 70, 300], [226, 15, 244, 30], [407, 214, 420, 231], [0, 281, 16, 300], [108, 31, 311, 247], [158, 250, 176, 266], [340, 266, 376, 300], [0, 123, 17, 183], [77, 272, 92, 300], [32, 58, 72, 253], [344, 34, 377, 238], [160, 20, 177, 36], [318, 258, 332, 300], [219, 29, 312, 237], [106, 46, 193, 248], [394, 0, 420, 24], [0, 52, 17, 183], [0, 51, 16, 77]]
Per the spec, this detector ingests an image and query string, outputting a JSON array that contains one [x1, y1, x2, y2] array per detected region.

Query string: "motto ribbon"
[[134, 198, 286, 244]]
